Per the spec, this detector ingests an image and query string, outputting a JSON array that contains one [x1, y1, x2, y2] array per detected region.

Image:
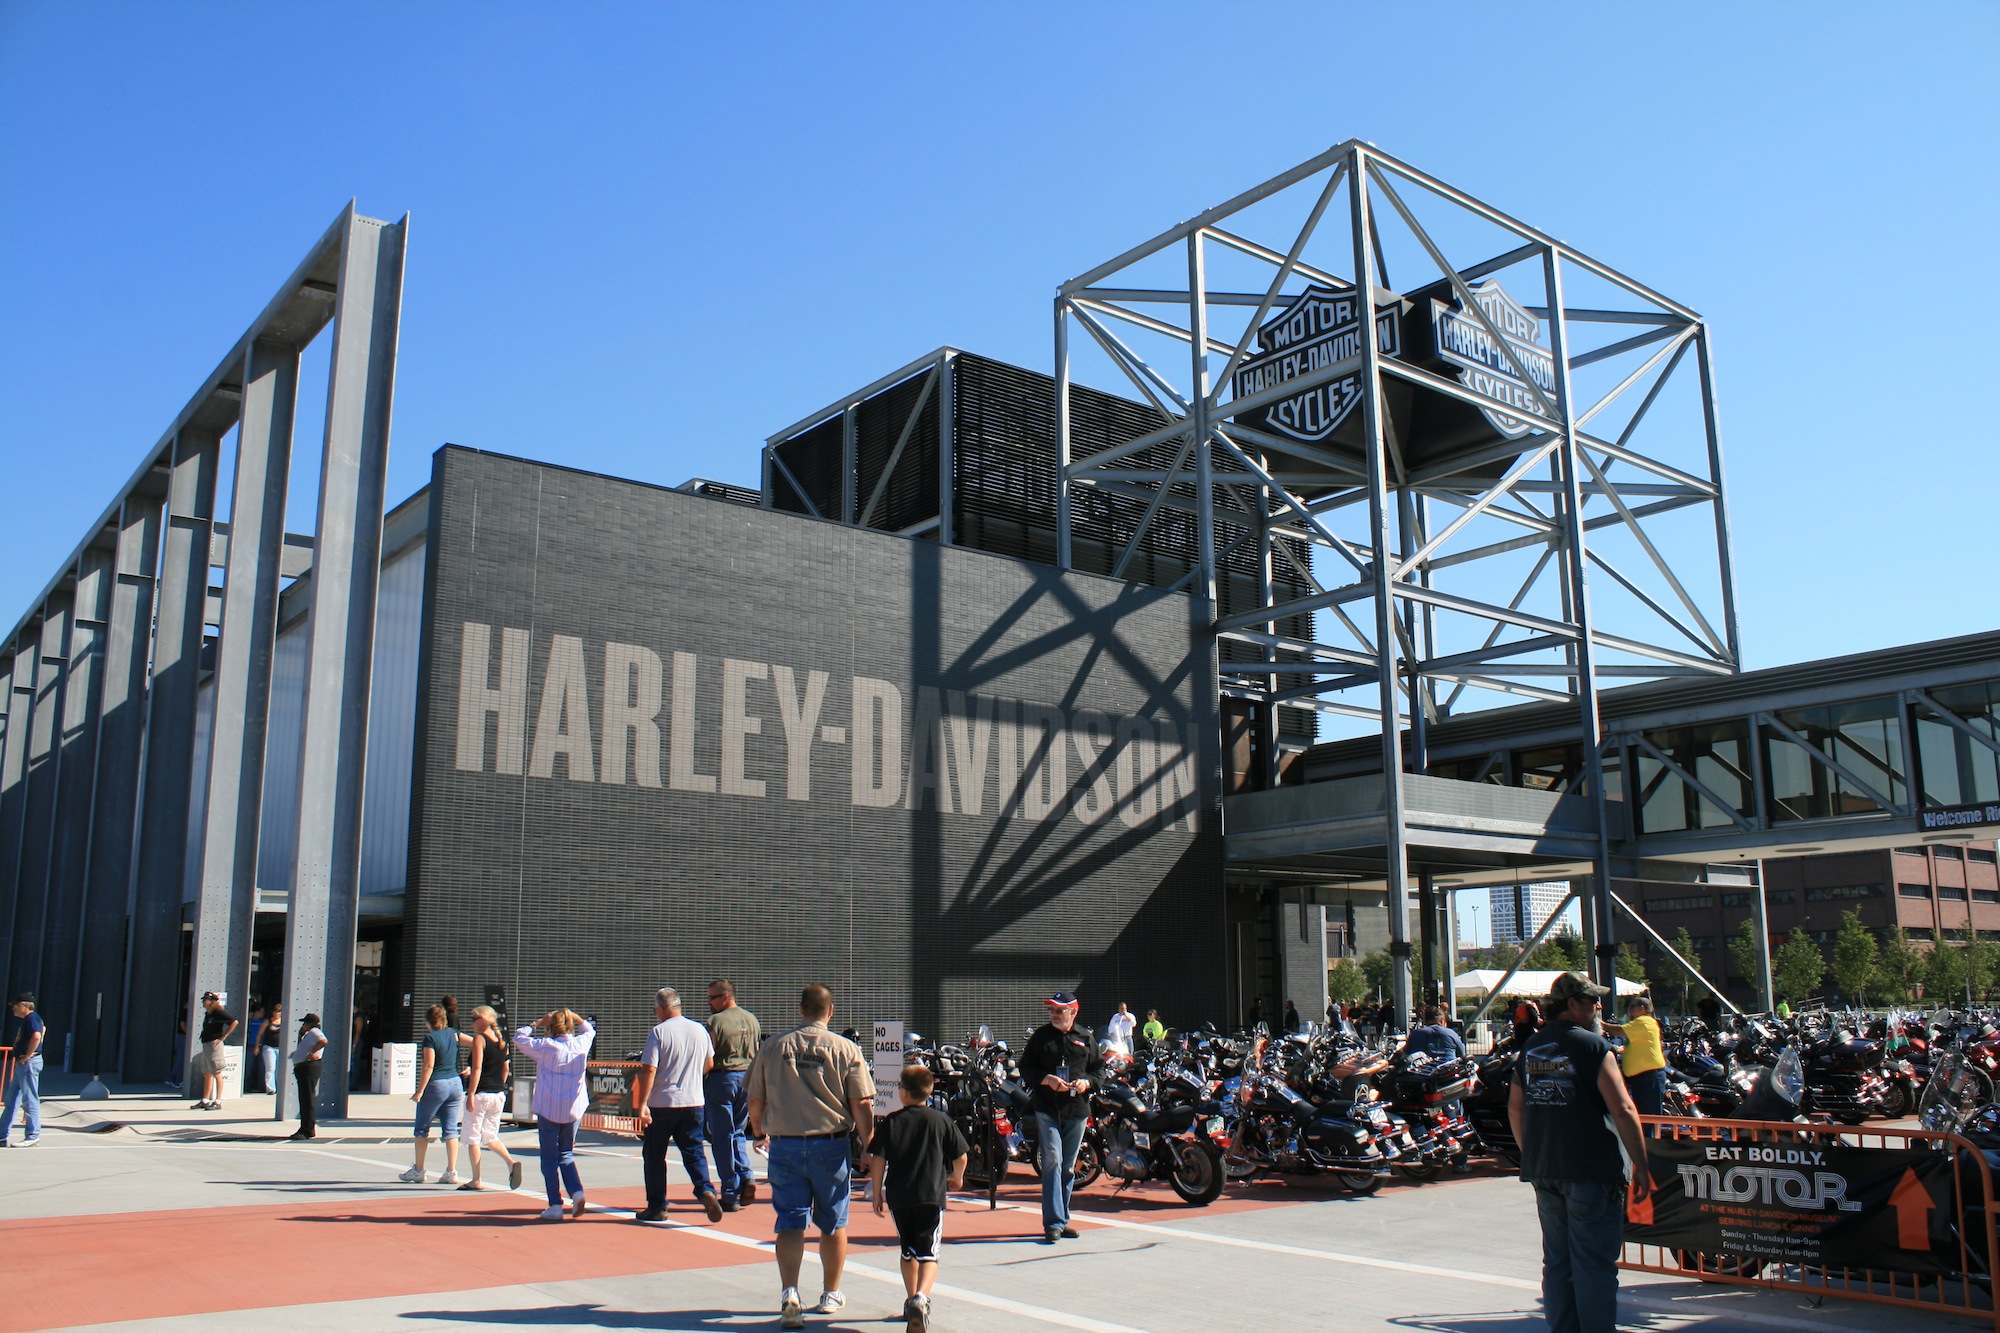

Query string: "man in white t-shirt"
[[633, 987, 722, 1223], [1105, 1003, 1136, 1051]]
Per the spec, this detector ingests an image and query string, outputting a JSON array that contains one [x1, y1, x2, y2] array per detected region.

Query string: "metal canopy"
[[1057, 142, 1740, 1020]]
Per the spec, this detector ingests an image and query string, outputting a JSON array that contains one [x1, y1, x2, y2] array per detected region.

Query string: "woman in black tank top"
[[462, 1005, 521, 1192], [476, 1032, 507, 1092]]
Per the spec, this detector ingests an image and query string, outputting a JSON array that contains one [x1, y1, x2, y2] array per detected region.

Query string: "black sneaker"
[[1043, 1225, 1061, 1244], [634, 1207, 667, 1222], [904, 1294, 929, 1332], [719, 1195, 740, 1212]]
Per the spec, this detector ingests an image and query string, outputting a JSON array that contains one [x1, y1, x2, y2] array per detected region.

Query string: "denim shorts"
[[414, 1075, 464, 1139], [766, 1134, 851, 1234]]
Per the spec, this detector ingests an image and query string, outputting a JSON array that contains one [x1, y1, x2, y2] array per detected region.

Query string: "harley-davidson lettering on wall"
[[452, 622, 1200, 832]]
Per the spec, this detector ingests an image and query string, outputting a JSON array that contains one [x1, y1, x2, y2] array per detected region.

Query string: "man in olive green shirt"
[[705, 979, 762, 1210], [747, 983, 876, 1328]]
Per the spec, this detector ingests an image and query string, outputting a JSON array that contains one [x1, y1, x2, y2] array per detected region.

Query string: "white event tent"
[[1454, 969, 1649, 1000]]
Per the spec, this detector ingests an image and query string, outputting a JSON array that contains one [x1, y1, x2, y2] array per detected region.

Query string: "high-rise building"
[[1490, 882, 1573, 944]]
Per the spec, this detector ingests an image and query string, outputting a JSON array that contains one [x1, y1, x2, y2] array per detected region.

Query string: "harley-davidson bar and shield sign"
[[1426, 279, 1556, 438], [1231, 285, 1399, 442], [1230, 277, 1556, 448]]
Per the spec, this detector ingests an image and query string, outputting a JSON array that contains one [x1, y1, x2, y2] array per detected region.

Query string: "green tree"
[[1665, 926, 1702, 1012], [1526, 930, 1588, 973], [1361, 950, 1396, 1002], [1926, 942, 1967, 1001], [1728, 917, 1763, 994], [1966, 939, 2000, 1001], [1327, 957, 1370, 1008], [1614, 943, 1647, 987], [1874, 927, 1920, 1003], [1772, 928, 1825, 1003], [1829, 910, 1878, 1006]]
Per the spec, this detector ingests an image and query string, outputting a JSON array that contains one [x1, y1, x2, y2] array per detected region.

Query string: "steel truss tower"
[[1055, 142, 1740, 1019]]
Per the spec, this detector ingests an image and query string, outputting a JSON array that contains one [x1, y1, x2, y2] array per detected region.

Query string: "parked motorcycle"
[[1089, 1075, 1226, 1205], [1222, 1030, 1411, 1193]]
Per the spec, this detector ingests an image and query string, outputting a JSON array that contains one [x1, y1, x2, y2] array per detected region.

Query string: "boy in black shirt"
[[868, 1064, 968, 1333]]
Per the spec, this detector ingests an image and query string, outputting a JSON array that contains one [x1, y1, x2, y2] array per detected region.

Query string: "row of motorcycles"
[[894, 1017, 1522, 1210], [883, 1005, 2000, 1217], [1659, 1006, 1995, 1125]]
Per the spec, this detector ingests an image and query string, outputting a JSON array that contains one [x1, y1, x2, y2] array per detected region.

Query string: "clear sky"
[[2, 3, 1995, 670]]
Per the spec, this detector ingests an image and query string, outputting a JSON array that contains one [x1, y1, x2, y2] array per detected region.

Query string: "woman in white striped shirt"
[[513, 1009, 596, 1220]]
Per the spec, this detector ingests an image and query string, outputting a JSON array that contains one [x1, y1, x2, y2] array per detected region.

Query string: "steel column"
[[188, 339, 298, 1082], [1752, 861, 1775, 1011], [1348, 147, 1414, 1028], [1694, 329, 1742, 669], [1054, 301, 1073, 570], [72, 497, 160, 1077], [124, 431, 218, 1079], [278, 211, 407, 1123], [8, 602, 71, 1007], [1542, 248, 1619, 990], [0, 643, 31, 1001], [41, 550, 113, 1057], [1186, 236, 1218, 612]]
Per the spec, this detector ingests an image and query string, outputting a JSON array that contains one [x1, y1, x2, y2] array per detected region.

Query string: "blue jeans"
[[537, 1118, 584, 1207], [1534, 1180, 1624, 1333], [1035, 1111, 1086, 1229], [767, 1134, 851, 1234], [643, 1106, 714, 1208], [3, 1055, 42, 1142], [413, 1075, 464, 1138], [704, 1070, 754, 1198], [1626, 1068, 1667, 1117]]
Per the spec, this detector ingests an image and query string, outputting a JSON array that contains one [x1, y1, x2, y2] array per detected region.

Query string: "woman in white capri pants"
[[460, 1005, 523, 1191]]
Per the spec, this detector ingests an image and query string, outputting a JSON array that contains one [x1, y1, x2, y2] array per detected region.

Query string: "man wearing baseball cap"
[[1, 994, 43, 1147], [1508, 971, 1651, 1333], [1016, 991, 1104, 1244]]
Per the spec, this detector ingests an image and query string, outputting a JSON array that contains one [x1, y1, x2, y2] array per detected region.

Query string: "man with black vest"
[[1017, 991, 1104, 1245], [1508, 971, 1651, 1333]]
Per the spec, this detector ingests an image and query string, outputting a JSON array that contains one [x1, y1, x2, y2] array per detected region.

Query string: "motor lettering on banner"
[[1625, 1135, 1954, 1274], [585, 1063, 640, 1121]]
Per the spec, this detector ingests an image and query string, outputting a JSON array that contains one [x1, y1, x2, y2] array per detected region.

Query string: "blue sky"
[[2, 3, 1995, 670]]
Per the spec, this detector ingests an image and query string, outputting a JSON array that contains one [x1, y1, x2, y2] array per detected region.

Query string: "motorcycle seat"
[[1135, 1105, 1197, 1133]]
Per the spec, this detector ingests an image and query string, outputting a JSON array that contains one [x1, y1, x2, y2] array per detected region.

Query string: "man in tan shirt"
[[747, 983, 876, 1329]]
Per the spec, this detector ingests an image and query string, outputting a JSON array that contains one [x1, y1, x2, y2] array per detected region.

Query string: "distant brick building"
[[1619, 841, 1999, 1002]]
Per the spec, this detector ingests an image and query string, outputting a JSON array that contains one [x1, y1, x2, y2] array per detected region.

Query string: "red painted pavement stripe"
[[0, 1187, 753, 1332]]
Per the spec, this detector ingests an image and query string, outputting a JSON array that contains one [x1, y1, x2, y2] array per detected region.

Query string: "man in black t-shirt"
[[192, 992, 238, 1112], [1017, 991, 1103, 1244], [868, 1063, 967, 1333], [1508, 971, 1651, 1333]]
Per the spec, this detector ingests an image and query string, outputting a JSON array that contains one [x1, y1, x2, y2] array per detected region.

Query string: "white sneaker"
[[397, 1166, 425, 1183], [569, 1191, 587, 1218], [437, 1170, 460, 1186], [779, 1287, 803, 1329], [813, 1291, 845, 1315], [538, 1205, 566, 1220]]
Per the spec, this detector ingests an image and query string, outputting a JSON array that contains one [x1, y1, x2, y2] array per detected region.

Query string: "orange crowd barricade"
[[1622, 1114, 2000, 1332]]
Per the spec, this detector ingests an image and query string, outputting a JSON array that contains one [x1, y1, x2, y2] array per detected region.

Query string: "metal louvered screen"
[[854, 366, 941, 532], [766, 351, 1318, 741]]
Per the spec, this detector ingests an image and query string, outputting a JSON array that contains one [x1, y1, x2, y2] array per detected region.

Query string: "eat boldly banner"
[[1624, 1135, 1958, 1275]]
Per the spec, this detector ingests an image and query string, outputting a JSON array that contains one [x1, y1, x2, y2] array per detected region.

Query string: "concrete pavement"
[[0, 1075, 1985, 1333]]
